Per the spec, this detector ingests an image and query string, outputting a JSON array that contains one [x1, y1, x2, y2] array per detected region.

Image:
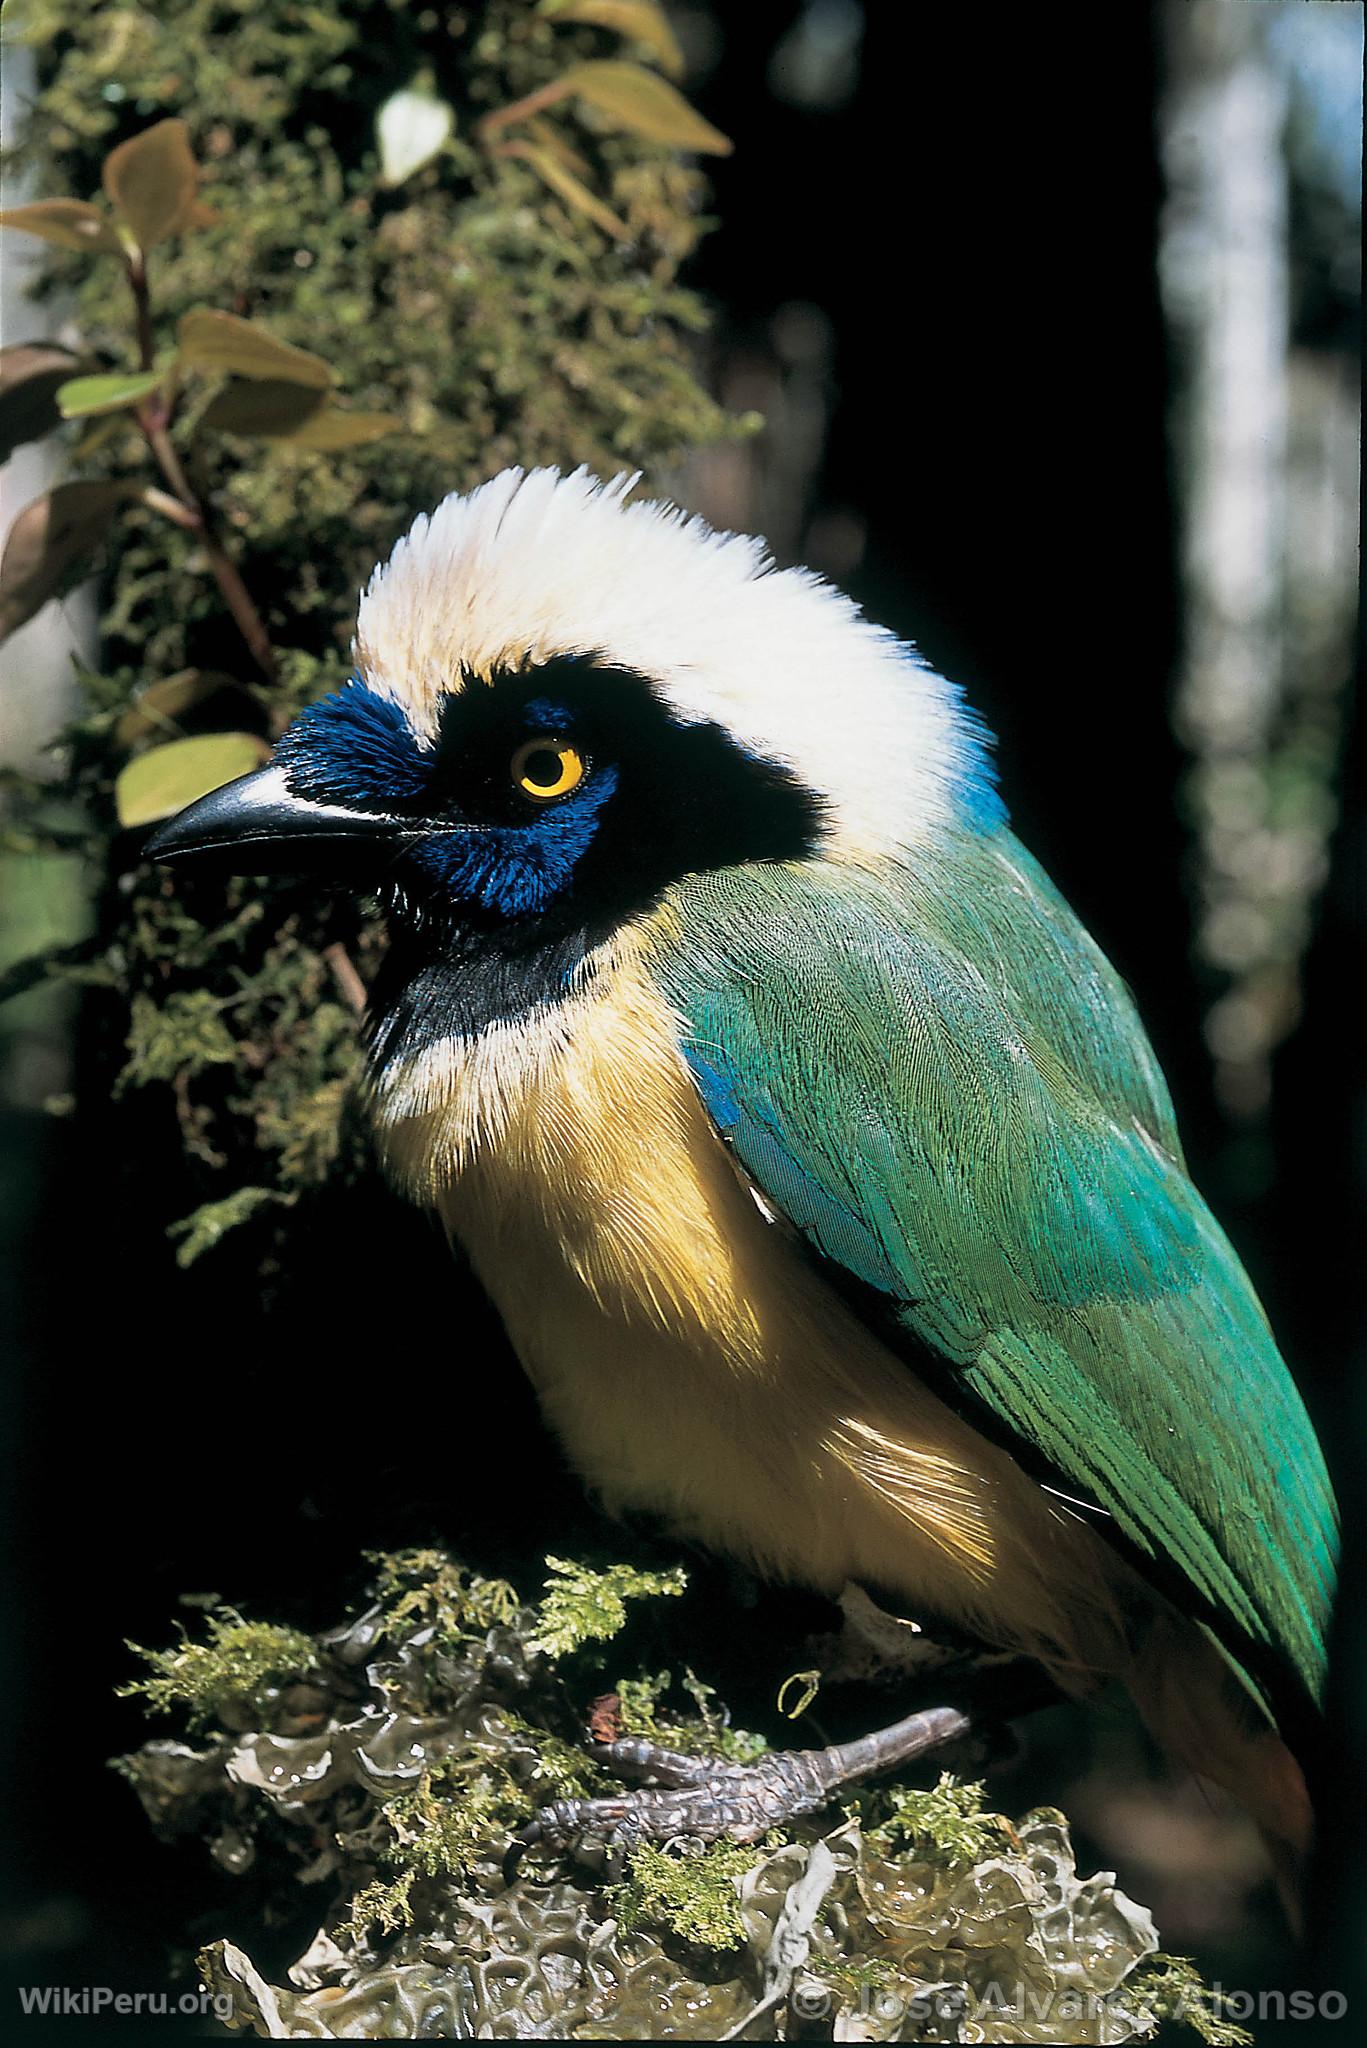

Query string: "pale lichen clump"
[[116, 1548, 1237, 2042]]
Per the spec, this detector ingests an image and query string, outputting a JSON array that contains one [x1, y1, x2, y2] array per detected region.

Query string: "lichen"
[[115, 1546, 1223, 2041]]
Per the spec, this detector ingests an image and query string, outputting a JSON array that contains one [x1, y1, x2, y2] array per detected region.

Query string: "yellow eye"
[[511, 736, 586, 802]]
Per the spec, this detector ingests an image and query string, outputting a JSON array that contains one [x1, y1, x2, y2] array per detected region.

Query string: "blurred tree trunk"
[[1160, 0, 1358, 1181]]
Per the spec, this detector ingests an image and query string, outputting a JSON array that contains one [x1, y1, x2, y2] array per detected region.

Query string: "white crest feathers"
[[354, 465, 996, 853]]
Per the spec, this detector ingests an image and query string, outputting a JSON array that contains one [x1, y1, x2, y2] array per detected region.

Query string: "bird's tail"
[[1123, 1607, 1312, 1929]]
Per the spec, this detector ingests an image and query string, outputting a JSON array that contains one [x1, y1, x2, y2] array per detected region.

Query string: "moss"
[[120, 1605, 318, 1732], [336, 1870, 417, 1947], [166, 1183, 285, 1267], [370, 1753, 528, 1890], [613, 1666, 768, 1764], [531, 1554, 687, 1659], [367, 1546, 522, 1654], [120, 989, 238, 1088], [1125, 1955, 1256, 2048], [612, 1838, 758, 1954], [854, 1769, 1014, 1868], [116, 1546, 1214, 2040]]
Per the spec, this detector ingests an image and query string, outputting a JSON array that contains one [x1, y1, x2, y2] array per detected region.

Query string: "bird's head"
[[151, 467, 999, 1054]]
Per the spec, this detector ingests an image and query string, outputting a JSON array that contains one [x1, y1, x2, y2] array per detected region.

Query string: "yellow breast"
[[370, 935, 1128, 1682]]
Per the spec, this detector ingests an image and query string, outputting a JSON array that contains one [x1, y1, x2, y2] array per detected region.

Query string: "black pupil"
[[522, 746, 565, 790]]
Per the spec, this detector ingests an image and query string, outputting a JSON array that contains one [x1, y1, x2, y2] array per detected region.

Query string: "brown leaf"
[[198, 379, 330, 437], [115, 670, 245, 745], [177, 310, 334, 388], [0, 199, 125, 257], [558, 60, 731, 152], [587, 1692, 624, 1744], [0, 343, 90, 463], [544, 0, 685, 79], [102, 118, 200, 251], [501, 141, 631, 241], [0, 481, 130, 645]]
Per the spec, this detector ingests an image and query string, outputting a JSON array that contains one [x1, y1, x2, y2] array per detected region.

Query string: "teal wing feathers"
[[647, 830, 1336, 1711]]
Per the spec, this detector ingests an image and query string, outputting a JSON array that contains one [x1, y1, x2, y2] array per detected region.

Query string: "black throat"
[[364, 913, 600, 1071]]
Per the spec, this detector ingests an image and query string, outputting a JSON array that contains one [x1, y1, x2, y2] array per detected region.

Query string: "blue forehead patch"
[[275, 678, 430, 811]]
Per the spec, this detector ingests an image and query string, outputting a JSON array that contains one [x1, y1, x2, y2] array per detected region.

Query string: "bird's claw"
[[502, 1704, 972, 1883]]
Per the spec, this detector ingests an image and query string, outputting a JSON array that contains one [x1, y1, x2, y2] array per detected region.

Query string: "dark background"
[[3, 2, 1360, 2029]]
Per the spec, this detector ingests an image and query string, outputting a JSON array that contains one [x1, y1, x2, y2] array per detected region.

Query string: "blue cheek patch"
[[275, 679, 617, 919], [276, 678, 431, 809], [408, 764, 620, 918]]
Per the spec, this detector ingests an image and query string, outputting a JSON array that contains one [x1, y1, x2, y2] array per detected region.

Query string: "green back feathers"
[[648, 828, 1336, 1715]]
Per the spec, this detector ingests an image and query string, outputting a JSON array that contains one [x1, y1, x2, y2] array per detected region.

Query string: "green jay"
[[151, 466, 1336, 1902]]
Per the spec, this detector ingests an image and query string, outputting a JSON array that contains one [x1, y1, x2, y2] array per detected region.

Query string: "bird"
[[150, 464, 1336, 1902]]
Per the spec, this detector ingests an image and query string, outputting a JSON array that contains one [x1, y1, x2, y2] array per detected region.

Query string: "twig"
[[126, 255, 279, 686], [140, 486, 201, 533], [322, 943, 368, 1017]]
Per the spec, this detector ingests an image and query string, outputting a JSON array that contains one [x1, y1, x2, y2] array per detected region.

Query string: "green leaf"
[[542, 0, 685, 80], [198, 378, 330, 437], [558, 60, 731, 153], [177, 311, 334, 389], [115, 732, 268, 829], [56, 369, 163, 419], [272, 406, 404, 450], [102, 118, 200, 251], [502, 141, 631, 240], [0, 342, 89, 462], [376, 85, 455, 187], [0, 199, 125, 256], [0, 481, 130, 646]]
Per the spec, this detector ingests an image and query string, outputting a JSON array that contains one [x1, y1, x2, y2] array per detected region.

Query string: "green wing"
[[647, 830, 1336, 1710]]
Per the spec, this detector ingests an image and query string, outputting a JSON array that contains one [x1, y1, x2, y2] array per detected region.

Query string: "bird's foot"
[[503, 1702, 972, 1882]]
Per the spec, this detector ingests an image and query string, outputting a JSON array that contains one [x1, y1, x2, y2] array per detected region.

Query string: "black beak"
[[145, 763, 404, 876]]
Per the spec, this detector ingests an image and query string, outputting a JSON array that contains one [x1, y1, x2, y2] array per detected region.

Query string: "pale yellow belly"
[[372, 946, 1131, 1682]]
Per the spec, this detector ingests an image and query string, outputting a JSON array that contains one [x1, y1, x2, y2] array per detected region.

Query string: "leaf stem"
[[127, 252, 157, 372], [127, 257, 278, 685], [141, 423, 279, 684], [478, 76, 574, 143]]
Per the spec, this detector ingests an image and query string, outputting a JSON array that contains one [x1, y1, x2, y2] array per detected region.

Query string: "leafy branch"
[[1, 119, 400, 717], [0, 0, 742, 1275]]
